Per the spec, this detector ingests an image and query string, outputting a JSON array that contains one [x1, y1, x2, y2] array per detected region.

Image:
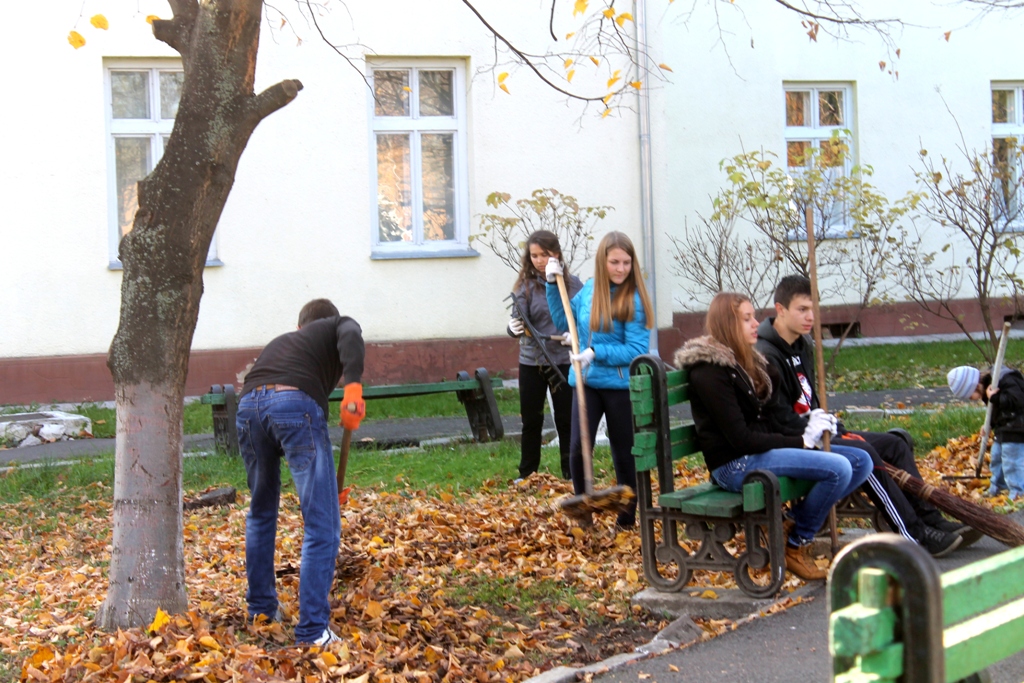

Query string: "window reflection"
[[374, 70, 411, 117], [419, 71, 454, 116], [376, 133, 413, 242]]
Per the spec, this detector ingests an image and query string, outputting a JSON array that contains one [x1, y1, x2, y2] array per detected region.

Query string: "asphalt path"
[[588, 512, 1024, 683]]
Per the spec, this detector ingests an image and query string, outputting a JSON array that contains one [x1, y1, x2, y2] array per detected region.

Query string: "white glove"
[[802, 418, 826, 450], [570, 347, 595, 368], [808, 408, 838, 436], [544, 257, 564, 283], [556, 332, 573, 347], [508, 318, 525, 337]]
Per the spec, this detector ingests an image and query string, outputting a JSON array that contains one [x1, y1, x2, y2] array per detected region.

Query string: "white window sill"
[[370, 247, 479, 261], [109, 258, 224, 270]]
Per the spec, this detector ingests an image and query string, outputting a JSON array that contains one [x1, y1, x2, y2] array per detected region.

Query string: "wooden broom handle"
[[555, 273, 594, 495], [806, 206, 839, 554]]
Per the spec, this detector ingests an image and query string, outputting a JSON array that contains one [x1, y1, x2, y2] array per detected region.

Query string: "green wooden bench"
[[629, 353, 826, 597], [829, 533, 1024, 682], [202, 367, 504, 454]]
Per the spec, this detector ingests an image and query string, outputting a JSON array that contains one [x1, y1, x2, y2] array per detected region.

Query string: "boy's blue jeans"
[[989, 441, 1024, 500], [711, 444, 872, 544], [237, 386, 340, 644]]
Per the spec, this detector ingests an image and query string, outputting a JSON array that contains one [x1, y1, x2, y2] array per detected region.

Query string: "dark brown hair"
[[773, 274, 812, 308], [514, 230, 566, 297], [297, 298, 340, 328]]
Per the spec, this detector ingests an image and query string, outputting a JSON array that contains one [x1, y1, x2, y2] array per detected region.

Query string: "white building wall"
[[651, 1, 1018, 309], [1, 1, 643, 358], [2, 1, 1017, 361]]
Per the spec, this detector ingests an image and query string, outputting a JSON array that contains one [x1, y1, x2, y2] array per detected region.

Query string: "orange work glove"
[[340, 382, 366, 430], [844, 433, 866, 442]]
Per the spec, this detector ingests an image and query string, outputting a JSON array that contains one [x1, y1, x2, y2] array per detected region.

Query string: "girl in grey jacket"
[[507, 230, 582, 480]]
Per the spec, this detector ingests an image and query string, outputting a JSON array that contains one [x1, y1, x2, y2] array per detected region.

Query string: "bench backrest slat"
[[944, 595, 1024, 682], [668, 424, 700, 461], [201, 377, 502, 405], [940, 544, 1024, 626]]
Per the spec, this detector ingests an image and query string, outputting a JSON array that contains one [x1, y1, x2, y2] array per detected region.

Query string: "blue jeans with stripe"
[[711, 444, 872, 545]]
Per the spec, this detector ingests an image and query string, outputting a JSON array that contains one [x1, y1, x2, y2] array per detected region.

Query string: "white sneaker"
[[313, 628, 341, 646]]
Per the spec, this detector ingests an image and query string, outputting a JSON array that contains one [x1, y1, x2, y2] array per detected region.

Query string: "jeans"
[[518, 363, 573, 479], [990, 441, 1024, 500], [711, 444, 872, 544], [237, 387, 340, 644]]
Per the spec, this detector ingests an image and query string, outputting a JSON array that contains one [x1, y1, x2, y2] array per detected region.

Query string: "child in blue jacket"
[[544, 231, 654, 528]]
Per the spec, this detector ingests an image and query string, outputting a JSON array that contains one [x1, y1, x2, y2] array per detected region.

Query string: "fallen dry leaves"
[[918, 432, 1021, 509], [14, 442, 992, 682], [3, 473, 690, 682]]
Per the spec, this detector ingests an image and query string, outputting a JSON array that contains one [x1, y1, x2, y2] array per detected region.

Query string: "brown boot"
[[785, 543, 828, 580]]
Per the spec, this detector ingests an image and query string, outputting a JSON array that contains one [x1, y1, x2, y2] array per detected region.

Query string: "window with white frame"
[[105, 61, 219, 267], [369, 60, 472, 258], [991, 84, 1024, 225], [783, 83, 854, 236]]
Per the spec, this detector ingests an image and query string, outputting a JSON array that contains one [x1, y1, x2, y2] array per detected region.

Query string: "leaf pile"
[[917, 432, 1021, 508], [3, 468, 757, 682]]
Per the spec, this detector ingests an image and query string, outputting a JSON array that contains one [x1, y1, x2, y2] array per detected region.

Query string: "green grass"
[[446, 574, 588, 614], [841, 407, 987, 456], [828, 339, 1024, 392], [0, 436, 588, 505]]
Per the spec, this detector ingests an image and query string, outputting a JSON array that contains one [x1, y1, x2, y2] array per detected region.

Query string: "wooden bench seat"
[[629, 353, 873, 598]]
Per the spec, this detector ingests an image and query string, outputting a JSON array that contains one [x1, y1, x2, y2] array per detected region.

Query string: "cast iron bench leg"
[[210, 384, 239, 456], [456, 368, 504, 442]]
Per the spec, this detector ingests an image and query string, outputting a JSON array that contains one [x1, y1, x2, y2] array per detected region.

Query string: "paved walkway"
[[581, 513, 1024, 683]]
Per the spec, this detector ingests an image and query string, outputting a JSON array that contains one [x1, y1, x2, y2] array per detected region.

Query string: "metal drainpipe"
[[635, 0, 659, 355]]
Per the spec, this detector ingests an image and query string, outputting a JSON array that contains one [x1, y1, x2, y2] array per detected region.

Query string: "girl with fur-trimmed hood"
[[674, 292, 872, 580]]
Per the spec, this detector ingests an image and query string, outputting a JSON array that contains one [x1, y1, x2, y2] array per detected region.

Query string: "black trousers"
[[518, 363, 573, 479], [569, 385, 638, 527], [835, 430, 940, 540]]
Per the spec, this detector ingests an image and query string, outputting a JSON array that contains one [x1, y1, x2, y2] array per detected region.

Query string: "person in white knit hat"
[[948, 365, 1024, 500]]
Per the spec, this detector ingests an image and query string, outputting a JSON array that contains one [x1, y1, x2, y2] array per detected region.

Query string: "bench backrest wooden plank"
[[201, 377, 503, 405], [944, 595, 1024, 682], [830, 537, 1024, 683], [940, 544, 1024, 626]]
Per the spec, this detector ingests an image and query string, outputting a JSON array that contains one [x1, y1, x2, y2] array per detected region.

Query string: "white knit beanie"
[[947, 366, 981, 401]]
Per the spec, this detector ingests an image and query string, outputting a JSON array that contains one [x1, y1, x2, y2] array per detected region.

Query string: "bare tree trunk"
[[98, 0, 301, 629]]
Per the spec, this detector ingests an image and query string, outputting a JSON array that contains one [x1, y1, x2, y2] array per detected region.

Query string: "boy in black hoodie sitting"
[[756, 275, 978, 556]]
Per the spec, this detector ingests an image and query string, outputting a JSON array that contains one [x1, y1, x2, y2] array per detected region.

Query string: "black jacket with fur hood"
[[674, 336, 804, 472]]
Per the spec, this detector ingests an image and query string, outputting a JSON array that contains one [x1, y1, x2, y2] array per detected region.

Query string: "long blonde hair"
[[590, 231, 654, 332], [705, 292, 767, 397]]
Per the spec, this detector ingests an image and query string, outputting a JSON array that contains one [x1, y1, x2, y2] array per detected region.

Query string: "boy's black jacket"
[[982, 368, 1024, 443]]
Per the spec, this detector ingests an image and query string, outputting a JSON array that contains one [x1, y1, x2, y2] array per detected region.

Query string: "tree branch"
[[304, 0, 376, 98], [251, 79, 303, 122], [152, 0, 199, 56], [460, 0, 623, 104]]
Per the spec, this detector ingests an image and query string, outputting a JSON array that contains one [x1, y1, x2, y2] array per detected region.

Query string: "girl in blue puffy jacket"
[[544, 231, 654, 528]]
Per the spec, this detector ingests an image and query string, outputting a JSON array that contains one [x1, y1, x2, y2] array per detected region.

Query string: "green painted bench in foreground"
[[628, 353, 820, 598], [829, 534, 1024, 683], [202, 368, 504, 454]]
